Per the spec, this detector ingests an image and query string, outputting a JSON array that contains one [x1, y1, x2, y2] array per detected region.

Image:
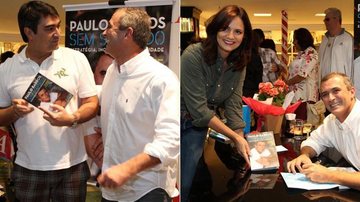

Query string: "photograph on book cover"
[[247, 131, 279, 171], [22, 73, 73, 110]]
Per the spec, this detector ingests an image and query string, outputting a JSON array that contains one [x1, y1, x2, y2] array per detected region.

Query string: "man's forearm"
[[330, 171, 360, 190], [300, 146, 317, 159], [234, 129, 244, 136], [73, 96, 99, 124], [0, 106, 19, 126], [125, 153, 161, 177], [208, 116, 241, 141]]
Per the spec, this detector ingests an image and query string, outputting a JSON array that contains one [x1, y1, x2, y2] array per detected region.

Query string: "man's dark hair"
[[18, 1, 59, 42]]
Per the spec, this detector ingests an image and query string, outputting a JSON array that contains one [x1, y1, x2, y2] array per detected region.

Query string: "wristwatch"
[[71, 113, 79, 128], [71, 120, 78, 128]]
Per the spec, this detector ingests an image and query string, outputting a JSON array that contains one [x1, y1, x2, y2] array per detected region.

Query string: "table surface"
[[188, 136, 360, 202]]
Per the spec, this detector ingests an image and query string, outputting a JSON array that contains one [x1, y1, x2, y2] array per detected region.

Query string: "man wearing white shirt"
[[0, 1, 98, 201], [97, 7, 180, 202], [287, 72, 360, 190], [318, 7, 354, 164], [319, 8, 353, 81]]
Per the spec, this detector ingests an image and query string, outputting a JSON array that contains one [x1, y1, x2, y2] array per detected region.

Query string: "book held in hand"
[[208, 128, 231, 144], [247, 131, 279, 171], [22, 73, 73, 110]]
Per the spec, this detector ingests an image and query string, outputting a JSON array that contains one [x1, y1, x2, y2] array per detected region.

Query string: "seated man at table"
[[287, 72, 360, 190]]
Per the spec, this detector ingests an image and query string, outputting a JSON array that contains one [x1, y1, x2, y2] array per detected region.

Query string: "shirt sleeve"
[[143, 71, 180, 168], [74, 51, 98, 98], [344, 34, 354, 80], [81, 117, 99, 136], [273, 52, 286, 76], [223, 68, 246, 130], [271, 51, 282, 66], [181, 44, 215, 127], [0, 64, 11, 107], [301, 116, 334, 156]]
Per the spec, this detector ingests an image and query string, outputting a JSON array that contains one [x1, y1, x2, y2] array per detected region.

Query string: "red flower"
[[258, 79, 289, 107]]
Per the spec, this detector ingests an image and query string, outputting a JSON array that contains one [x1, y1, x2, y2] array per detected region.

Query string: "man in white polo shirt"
[[0, 1, 98, 201]]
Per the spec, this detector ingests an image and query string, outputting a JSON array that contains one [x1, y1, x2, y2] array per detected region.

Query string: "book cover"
[[22, 73, 73, 110], [247, 131, 279, 171], [208, 128, 231, 144]]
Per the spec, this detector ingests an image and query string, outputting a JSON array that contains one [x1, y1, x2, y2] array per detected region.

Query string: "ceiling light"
[[254, 13, 272, 17], [315, 13, 325, 17]]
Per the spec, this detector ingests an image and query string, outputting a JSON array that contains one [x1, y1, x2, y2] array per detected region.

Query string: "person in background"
[[0, 1, 99, 201], [319, 8, 353, 82], [0, 51, 14, 64], [181, 5, 252, 201], [97, 7, 180, 202], [83, 51, 113, 179], [88, 51, 113, 85], [243, 29, 263, 98], [318, 7, 352, 164], [261, 38, 276, 52], [243, 30, 263, 132], [287, 73, 360, 190], [286, 28, 319, 121], [254, 28, 286, 83]]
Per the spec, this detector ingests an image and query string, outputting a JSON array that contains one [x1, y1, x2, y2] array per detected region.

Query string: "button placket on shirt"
[[104, 74, 122, 157]]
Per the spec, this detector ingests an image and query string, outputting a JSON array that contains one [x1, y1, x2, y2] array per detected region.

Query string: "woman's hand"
[[233, 135, 250, 166]]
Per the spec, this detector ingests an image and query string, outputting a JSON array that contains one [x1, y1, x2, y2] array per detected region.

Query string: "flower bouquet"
[[243, 79, 301, 134], [257, 80, 288, 107]]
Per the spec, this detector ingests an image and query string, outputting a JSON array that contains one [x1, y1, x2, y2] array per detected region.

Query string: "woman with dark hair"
[[261, 38, 276, 52], [287, 28, 319, 121], [181, 5, 252, 201]]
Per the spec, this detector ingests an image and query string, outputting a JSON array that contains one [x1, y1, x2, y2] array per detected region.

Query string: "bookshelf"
[[180, 6, 202, 53]]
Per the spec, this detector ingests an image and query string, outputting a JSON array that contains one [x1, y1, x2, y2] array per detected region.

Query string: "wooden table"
[[188, 136, 360, 202]]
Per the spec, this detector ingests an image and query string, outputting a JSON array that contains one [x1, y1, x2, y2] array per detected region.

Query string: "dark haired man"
[[0, 1, 98, 201]]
